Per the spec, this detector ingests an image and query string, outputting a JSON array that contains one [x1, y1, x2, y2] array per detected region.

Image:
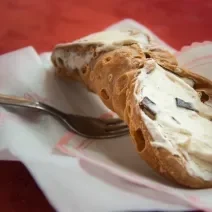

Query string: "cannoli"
[[51, 29, 212, 188]]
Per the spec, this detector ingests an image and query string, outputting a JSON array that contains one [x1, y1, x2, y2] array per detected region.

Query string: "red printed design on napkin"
[[55, 111, 116, 156]]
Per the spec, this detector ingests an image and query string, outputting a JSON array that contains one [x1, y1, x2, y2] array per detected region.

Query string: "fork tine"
[[107, 127, 129, 134], [105, 123, 128, 132], [106, 128, 129, 137], [102, 118, 123, 125]]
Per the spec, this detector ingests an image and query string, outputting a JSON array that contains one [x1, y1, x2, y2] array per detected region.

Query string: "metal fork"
[[0, 94, 129, 139]]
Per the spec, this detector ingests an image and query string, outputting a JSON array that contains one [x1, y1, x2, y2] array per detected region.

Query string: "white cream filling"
[[54, 30, 150, 71], [134, 60, 212, 181], [58, 30, 149, 48], [53, 49, 94, 71], [181, 77, 195, 87]]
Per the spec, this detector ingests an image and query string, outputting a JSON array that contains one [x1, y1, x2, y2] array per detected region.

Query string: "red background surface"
[[0, 0, 211, 211]]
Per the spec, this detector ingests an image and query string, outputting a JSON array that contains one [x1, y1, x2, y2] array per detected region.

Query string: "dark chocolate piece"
[[139, 97, 157, 120], [175, 98, 198, 112], [142, 97, 156, 106], [171, 117, 180, 124]]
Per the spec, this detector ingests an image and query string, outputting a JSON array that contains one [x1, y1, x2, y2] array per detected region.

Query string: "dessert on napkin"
[[51, 29, 212, 188]]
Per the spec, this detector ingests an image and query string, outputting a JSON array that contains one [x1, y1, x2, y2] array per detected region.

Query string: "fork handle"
[[0, 93, 74, 131], [0, 93, 67, 119], [0, 93, 41, 110]]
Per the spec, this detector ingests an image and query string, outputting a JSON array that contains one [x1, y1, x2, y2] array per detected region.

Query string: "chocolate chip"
[[139, 97, 157, 120], [172, 117, 180, 124], [175, 98, 198, 112], [142, 97, 156, 105]]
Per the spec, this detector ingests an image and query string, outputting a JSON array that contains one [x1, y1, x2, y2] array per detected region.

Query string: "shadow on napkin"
[[79, 135, 183, 189], [43, 66, 114, 117], [79, 159, 189, 206]]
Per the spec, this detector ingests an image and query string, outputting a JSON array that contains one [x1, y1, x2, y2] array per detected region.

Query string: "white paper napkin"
[[0, 47, 192, 212], [0, 19, 211, 212]]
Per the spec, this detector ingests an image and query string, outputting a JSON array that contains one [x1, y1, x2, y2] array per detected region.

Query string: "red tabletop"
[[0, 0, 211, 211]]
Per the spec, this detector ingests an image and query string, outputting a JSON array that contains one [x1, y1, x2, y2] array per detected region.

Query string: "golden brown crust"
[[51, 38, 212, 188]]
